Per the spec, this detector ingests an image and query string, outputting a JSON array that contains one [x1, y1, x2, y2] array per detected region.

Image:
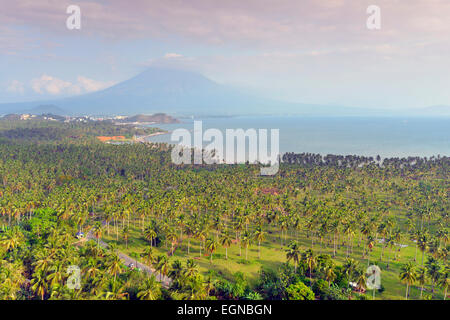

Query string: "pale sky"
[[1, 0, 450, 109]]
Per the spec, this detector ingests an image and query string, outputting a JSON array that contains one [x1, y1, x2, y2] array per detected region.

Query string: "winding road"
[[85, 227, 172, 288]]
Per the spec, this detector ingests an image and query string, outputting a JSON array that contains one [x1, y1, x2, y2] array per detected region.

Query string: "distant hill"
[[0, 104, 69, 116], [27, 105, 68, 116], [0, 67, 405, 117]]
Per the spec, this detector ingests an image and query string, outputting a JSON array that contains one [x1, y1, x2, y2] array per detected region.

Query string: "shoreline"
[[135, 131, 169, 142]]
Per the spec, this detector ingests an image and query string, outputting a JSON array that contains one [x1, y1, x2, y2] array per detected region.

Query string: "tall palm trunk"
[[333, 233, 336, 257]]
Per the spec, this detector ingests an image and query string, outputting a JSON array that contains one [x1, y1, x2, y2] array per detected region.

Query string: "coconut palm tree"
[[205, 238, 218, 263], [286, 241, 301, 273], [240, 231, 252, 260], [122, 226, 130, 249], [377, 222, 387, 261], [438, 266, 449, 300], [194, 228, 207, 258], [83, 258, 101, 282], [0, 227, 24, 252], [204, 274, 216, 296], [399, 262, 417, 300], [184, 223, 194, 255], [324, 266, 336, 287], [46, 262, 64, 288], [418, 233, 428, 266], [141, 246, 155, 266], [106, 253, 123, 284], [304, 249, 317, 282], [253, 225, 266, 259], [184, 259, 198, 279], [143, 225, 157, 247], [356, 271, 367, 293], [92, 222, 103, 249], [343, 258, 358, 289], [166, 229, 178, 255], [219, 232, 232, 260], [416, 267, 427, 299], [154, 254, 169, 282], [168, 259, 184, 286], [30, 270, 48, 300], [425, 258, 442, 295], [385, 234, 394, 269], [137, 275, 161, 300], [365, 235, 375, 266], [32, 251, 54, 273], [102, 279, 129, 300]]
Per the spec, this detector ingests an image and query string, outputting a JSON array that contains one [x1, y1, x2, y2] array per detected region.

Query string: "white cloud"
[[6, 80, 24, 94], [76, 76, 115, 92], [31, 74, 73, 95], [164, 53, 183, 59], [30, 74, 114, 95]]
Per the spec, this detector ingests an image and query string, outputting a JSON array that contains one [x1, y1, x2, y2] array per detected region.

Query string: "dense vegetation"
[[0, 118, 160, 144], [0, 119, 448, 300]]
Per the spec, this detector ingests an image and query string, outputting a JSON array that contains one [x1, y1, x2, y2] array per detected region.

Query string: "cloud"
[[2, 0, 450, 49], [76, 76, 115, 92], [164, 53, 183, 59], [6, 80, 25, 94], [2, 1, 450, 108], [30, 74, 114, 95], [31, 74, 74, 95]]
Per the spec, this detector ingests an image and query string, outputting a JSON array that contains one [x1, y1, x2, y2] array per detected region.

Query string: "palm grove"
[[0, 119, 448, 300]]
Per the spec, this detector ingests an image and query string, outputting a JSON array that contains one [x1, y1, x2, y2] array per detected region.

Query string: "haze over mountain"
[[0, 68, 447, 117], [0, 68, 303, 116]]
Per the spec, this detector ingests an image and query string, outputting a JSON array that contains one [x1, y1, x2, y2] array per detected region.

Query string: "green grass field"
[[100, 216, 445, 300]]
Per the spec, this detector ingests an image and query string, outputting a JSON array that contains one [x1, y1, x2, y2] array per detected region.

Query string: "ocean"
[[145, 116, 450, 158]]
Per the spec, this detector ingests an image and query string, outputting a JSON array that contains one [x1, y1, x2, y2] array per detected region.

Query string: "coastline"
[[139, 116, 450, 158], [134, 131, 169, 142]]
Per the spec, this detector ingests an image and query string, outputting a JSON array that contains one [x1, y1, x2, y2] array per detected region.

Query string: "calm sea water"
[[145, 116, 450, 158]]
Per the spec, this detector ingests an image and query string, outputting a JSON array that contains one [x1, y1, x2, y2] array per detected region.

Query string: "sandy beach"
[[134, 131, 168, 142]]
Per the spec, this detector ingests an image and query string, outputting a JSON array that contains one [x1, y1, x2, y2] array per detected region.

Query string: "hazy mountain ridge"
[[1, 67, 449, 117]]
